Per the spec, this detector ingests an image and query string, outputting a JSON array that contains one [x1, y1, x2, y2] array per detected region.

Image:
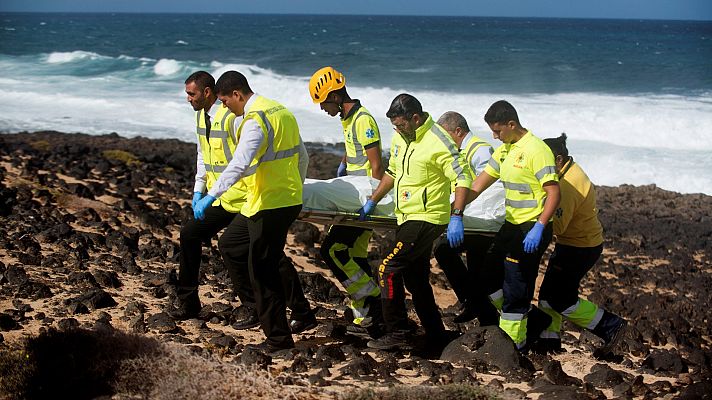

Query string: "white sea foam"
[[153, 58, 183, 76], [1, 54, 711, 194], [46, 50, 106, 64]]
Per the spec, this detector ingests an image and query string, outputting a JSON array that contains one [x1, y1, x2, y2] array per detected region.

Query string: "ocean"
[[1, 13, 711, 194]]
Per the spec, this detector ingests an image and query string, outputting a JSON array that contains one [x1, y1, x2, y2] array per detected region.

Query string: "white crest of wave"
[[3, 57, 712, 194], [46, 50, 105, 64], [154, 58, 183, 76]]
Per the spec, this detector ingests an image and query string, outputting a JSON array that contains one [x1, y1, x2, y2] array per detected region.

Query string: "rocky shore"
[[0, 131, 710, 399]]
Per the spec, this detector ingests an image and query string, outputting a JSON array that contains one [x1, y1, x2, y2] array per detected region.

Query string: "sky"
[[0, 0, 711, 21]]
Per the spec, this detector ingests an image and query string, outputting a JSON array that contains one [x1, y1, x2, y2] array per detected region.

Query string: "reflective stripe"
[[197, 127, 207, 136], [587, 307, 604, 330], [346, 112, 369, 166], [353, 280, 379, 300], [465, 141, 490, 164], [506, 198, 538, 208], [431, 123, 465, 179], [503, 181, 532, 193], [535, 165, 557, 180], [343, 269, 367, 289], [242, 110, 302, 178], [206, 163, 226, 173], [347, 169, 368, 176], [221, 110, 235, 144], [539, 331, 560, 339], [487, 157, 500, 173], [489, 289, 503, 302], [501, 312, 525, 321]]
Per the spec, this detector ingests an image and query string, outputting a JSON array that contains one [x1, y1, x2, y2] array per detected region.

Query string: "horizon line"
[[0, 10, 710, 23]]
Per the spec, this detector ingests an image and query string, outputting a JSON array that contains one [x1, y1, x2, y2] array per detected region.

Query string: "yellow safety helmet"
[[309, 66, 346, 103]]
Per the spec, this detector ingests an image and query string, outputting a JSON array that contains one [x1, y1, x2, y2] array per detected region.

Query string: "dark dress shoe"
[[168, 305, 200, 321], [289, 317, 318, 334], [453, 306, 478, 323], [232, 312, 260, 330]]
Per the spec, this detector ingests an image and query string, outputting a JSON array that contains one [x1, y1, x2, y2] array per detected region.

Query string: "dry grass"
[[342, 384, 500, 400], [102, 149, 141, 166], [115, 345, 315, 400]]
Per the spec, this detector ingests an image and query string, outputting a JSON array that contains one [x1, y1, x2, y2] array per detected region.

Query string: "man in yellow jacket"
[[432, 111, 499, 325], [203, 70, 315, 351], [535, 133, 627, 354], [171, 70, 249, 320], [359, 94, 472, 351], [309, 66, 385, 338], [466, 100, 560, 351]]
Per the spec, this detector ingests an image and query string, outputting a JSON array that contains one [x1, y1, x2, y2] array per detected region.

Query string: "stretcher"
[[300, 176, 505, 233]]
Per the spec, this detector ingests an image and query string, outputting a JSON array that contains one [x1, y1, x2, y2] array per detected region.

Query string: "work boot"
[[530, 337, 564, 354], [592, 311, 627, 354], [453, 300, 478, 324], [526, 306, 553, 347], [231, 306, 259, 330], [367, 333, 412, 351], [289, 315, 318, 334], [168, 286, 200, 320], [245, 339, 294, 353]]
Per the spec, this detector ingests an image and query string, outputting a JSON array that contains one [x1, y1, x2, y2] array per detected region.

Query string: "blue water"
[[1, 13, 712, 194]]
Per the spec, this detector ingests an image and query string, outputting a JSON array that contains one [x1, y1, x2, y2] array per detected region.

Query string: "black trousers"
[[219, 204, 308, 348], [433, 233, 494, 304], [539, 243, 603, 312], [178, 206, 253, 303], [482, 221, 553, 316], [378, 220, 445, 339]]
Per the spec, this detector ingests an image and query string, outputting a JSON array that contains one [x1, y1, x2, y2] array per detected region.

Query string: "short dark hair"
[[386, 93, 423, 119], [437, 111, 470, 133], [484, 100, 520, 125], [185, 71, 215, 91], [215, 71, 253, 96], [544, 133, 569, 158]]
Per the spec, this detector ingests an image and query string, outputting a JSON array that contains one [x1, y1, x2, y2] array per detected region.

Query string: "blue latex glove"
[[336, 162, 347, 177], [357, 199, 376, 221], [447, 215, 464, 248], [523, 221, 545, 253], [192, 192, 203, 209], [193, 194, 216, 220]]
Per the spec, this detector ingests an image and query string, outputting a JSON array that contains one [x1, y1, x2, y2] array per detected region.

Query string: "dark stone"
[[338, 353, 377, 377], [18, 252, 42, 266], [238, 348, 273, 369], [0, 313, 19, 331], [16, 280, 53, 300], [583, 363, 627, 389], [93, 270, 122, 289], [146, 312, 177, 333], [289, 221, 322, 248], [128, 314, 145, 333], [209, 334, 237, 349], [78, 289, 117, 310], [67, 301, 90, 315], [543, 360, 582, 386], [56, 317, 80, 331], [5, 265, 29, 285], [66, 271, 99, 287], [528, 384, 591, 399], [675, 380, 712, 400], [297, 271, 344, 303], [643, 348, 688, 374], [441, 326, 524, 375], [289, 355, 310, 373], [314, 343, 346, 362]]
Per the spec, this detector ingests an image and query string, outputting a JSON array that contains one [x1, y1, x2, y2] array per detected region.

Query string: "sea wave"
[[1, 51, 711, 194]]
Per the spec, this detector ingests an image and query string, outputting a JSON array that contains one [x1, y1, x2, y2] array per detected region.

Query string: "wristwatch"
[[451, 208, 463, 217]]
